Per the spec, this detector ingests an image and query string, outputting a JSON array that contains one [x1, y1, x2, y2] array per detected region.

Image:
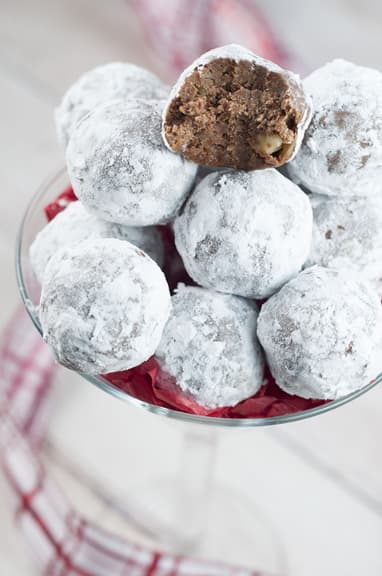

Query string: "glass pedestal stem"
[[173, 426, 218, 551]]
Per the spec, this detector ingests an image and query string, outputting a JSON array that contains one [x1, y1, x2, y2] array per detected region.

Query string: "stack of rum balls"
[[30, 45, 382, 412]]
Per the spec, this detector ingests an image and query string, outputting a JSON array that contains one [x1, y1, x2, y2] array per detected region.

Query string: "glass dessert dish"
[[15, 169, 382, 574], [17, 169, 382, 428]]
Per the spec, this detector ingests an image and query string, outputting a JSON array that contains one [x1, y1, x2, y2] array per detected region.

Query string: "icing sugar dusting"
[[288, 59, 382, 196], [39, 238, 171, 374], [56, 62, 169, 147], [30, 201, 165, 283], [306, 194, 382, 295], [156, 285, 264, 409], [66, 99, 197, 226], [174, 169, 313, 299], [257, 266, 382, 400]]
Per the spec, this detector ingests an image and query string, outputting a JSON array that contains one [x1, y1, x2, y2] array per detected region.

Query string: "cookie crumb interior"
[[164, 58, 302, 170]]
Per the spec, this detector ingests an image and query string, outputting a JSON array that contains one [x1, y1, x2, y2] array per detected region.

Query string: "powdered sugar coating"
[[39, 238, 171, 374], [162, 43, 312, 161], [288, 59, 382, 197], [257, 267, 382, 400], [306, 195, 382, 294], [156, 285, 264, 409], [66, 99, 197, 226], [56, 62, 169, 147], [174, 170, 313, 299], [30, 201, 165, 284]]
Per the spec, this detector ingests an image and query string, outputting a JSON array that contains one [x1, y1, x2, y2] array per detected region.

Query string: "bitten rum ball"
[[162, 44, 312, 170]]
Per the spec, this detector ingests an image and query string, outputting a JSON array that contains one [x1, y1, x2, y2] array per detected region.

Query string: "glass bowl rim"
[[15, 168, 382, 428]]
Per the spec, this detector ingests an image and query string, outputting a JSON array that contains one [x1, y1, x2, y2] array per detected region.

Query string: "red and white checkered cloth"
[[0, 308, 271, 575], [132, 0, 289, 78]]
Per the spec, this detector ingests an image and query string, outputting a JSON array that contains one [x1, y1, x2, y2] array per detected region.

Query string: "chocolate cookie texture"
[[30, 201, 164, 284], [306, 194, 382, 294], [66, 99, 197, 226], [162, 44, 312, 170], [56, 62, 169, 147], [39, 238, 171, 375], [156, 285, 264, 409], [288, 59, 382, 197], [174, 169, 313, 299], [257, 267, 382, 400]]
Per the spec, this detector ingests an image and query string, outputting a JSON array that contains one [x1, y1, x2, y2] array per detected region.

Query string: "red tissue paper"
[[45, 185, 77, 221], [104, 360, 327, 419]]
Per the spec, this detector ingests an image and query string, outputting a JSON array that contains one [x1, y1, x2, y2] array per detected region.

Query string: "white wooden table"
[[1, 1, 382, 574]]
